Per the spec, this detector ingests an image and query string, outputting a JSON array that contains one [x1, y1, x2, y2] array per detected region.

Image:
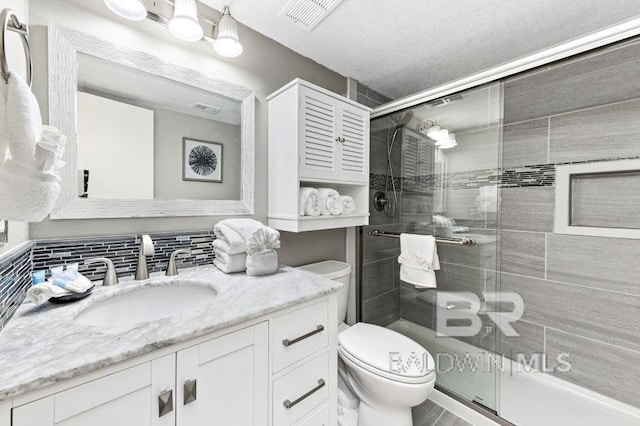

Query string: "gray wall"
[[27, 0, 348, 265], [153, 109, 240, 200]]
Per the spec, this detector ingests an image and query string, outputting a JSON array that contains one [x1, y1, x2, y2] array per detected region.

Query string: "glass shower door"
[[363, 81, 503, 413]]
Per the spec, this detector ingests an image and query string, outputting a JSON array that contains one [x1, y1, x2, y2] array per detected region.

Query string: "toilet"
[[297, 261, 436, 426]]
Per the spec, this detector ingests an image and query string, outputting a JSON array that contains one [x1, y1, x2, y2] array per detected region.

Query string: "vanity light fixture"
[[169, 0, 204, 41], [214, 5, 243, 58], [104, 0, 243, 57], [104, 0, 147, 21]]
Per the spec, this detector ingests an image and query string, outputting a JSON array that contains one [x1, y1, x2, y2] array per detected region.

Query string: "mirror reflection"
[[76, 53, 241, 201]]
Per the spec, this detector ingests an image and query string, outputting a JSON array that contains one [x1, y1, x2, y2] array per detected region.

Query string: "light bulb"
[[169, 0, 204, 42], [104, 0, 147, 21], [214, 6, 243, 57]]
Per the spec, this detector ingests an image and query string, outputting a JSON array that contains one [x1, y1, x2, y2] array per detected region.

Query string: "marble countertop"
[[0, 265, 341, 400]]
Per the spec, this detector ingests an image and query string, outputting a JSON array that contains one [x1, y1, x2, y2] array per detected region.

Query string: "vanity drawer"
[[273, 351, 329, 426], [293, 403, 329, 426], [271, 300, 328, 373]]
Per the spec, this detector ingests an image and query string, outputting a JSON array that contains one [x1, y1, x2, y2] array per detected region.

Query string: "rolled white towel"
[[213, 247, 247, 273], [299, 187, 320, 216], [326, 196, 343, 215], [338, 195, 356, 215], [213, 219, 280, 255], [317, 188, 341, 216], [26, 282, 70, 306]]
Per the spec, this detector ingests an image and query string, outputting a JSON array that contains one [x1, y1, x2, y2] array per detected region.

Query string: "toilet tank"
[[296, 260, 351, 325]]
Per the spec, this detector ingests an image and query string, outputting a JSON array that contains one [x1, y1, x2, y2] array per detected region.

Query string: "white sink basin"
[[75, 285, 217, 327]]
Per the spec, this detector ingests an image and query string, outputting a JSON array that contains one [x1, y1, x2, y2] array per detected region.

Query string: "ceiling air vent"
[[191, 102, 221, 115], [280, 0, 344, 31]]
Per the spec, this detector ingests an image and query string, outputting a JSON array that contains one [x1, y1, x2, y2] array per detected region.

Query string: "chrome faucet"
[[135, 234, 155, 280]]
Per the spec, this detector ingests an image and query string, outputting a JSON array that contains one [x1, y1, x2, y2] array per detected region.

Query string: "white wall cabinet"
[[268, 79, 371, 232], [9, 297, 336, 426]]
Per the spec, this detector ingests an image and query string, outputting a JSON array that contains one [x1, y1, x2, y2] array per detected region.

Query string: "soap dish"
[[49, 285, 95, 304]]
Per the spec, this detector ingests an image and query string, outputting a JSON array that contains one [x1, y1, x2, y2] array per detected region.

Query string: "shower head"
[[389, 111, 414, 128]]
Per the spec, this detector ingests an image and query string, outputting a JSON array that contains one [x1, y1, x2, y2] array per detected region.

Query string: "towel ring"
[[0, 9, 32, 88]]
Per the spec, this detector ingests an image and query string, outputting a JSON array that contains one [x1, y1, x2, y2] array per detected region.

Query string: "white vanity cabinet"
[[268, 79, 371, 232], [7, 296, 336, 426], [12, 324, 267, 426]]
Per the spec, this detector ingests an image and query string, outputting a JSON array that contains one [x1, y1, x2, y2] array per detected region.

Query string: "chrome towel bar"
[[0, 8, 32, 87], [367, 229, 476, 247]]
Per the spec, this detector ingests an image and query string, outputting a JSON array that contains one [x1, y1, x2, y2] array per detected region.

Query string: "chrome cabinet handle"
[[335, 137, 345, 143], [158, 389, 174, 417], [183, 379, 197, 405], [283, 379, 325, 409], [282, 325, 324, 347]]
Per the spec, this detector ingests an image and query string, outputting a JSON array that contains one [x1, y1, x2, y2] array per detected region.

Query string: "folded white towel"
[[213, 258, 244, 274], [213, 247, 247, 273], [338, 195, 356, 215], [299, 187, 321, 216], [6, 72, 43, 164], [26, 282, 69, 305], [397, 233, 440, 288], [317, 188, 342, 216], [213, 219, 280, 255], [246, 249, 279, 276]]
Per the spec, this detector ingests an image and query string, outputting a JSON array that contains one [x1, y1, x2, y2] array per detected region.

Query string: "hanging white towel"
[[299, 187, 321, 216], [317, 188, 342, 215], [6, 72, 43, 164], [397, 233, 440, 288]]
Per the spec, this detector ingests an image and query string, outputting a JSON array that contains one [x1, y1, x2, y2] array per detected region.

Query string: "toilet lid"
[[338, 323, 435, 379]]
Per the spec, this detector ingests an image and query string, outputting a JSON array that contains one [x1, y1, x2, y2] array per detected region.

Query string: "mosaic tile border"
[[0, 242, 35, 332], [370, 156, 640, 191]]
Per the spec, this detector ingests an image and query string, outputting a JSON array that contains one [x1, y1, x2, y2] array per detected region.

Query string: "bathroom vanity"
[[0, 266, 339, 426]]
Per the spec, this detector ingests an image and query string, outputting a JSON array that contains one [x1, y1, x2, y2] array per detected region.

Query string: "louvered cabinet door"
[[337, 104, 369, 183], [299, 87, 339, 181]]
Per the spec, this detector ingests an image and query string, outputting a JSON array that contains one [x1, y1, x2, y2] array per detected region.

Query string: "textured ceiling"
[[201, 0, 640, 100]]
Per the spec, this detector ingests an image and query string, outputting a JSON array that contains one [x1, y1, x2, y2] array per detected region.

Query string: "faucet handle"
[[85, 257, 119, 286], [166, 249, 191, 276]]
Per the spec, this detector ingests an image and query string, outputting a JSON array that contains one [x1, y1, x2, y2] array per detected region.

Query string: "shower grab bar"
[[367, 229, 476, 247]]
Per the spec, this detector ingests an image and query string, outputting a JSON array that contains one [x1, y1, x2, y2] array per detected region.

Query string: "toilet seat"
[[338, 323, 435, 385]]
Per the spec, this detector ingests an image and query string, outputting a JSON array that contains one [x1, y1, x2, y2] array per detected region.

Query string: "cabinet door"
[[176, 322, 269, 426], [12, 356, 176, 426], [337, 103, 369, 183], [299, 86, 339, 181]]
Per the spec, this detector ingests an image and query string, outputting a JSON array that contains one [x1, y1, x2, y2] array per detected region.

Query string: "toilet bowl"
[[297, 261, 436, 426]]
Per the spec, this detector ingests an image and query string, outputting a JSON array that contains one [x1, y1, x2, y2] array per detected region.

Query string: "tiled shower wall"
[[362, 36, 640, 409], [498, 36, 640, 408]]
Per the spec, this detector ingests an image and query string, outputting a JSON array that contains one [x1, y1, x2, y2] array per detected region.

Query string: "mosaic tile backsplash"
[[32, 231, 215, 281], [0, 243, 34, 332], [0, 231, 216, 331]]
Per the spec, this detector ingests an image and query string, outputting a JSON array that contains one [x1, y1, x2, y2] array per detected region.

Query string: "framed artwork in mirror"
[[182, 138, 223, 183], [0, 220, 7, 245]]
